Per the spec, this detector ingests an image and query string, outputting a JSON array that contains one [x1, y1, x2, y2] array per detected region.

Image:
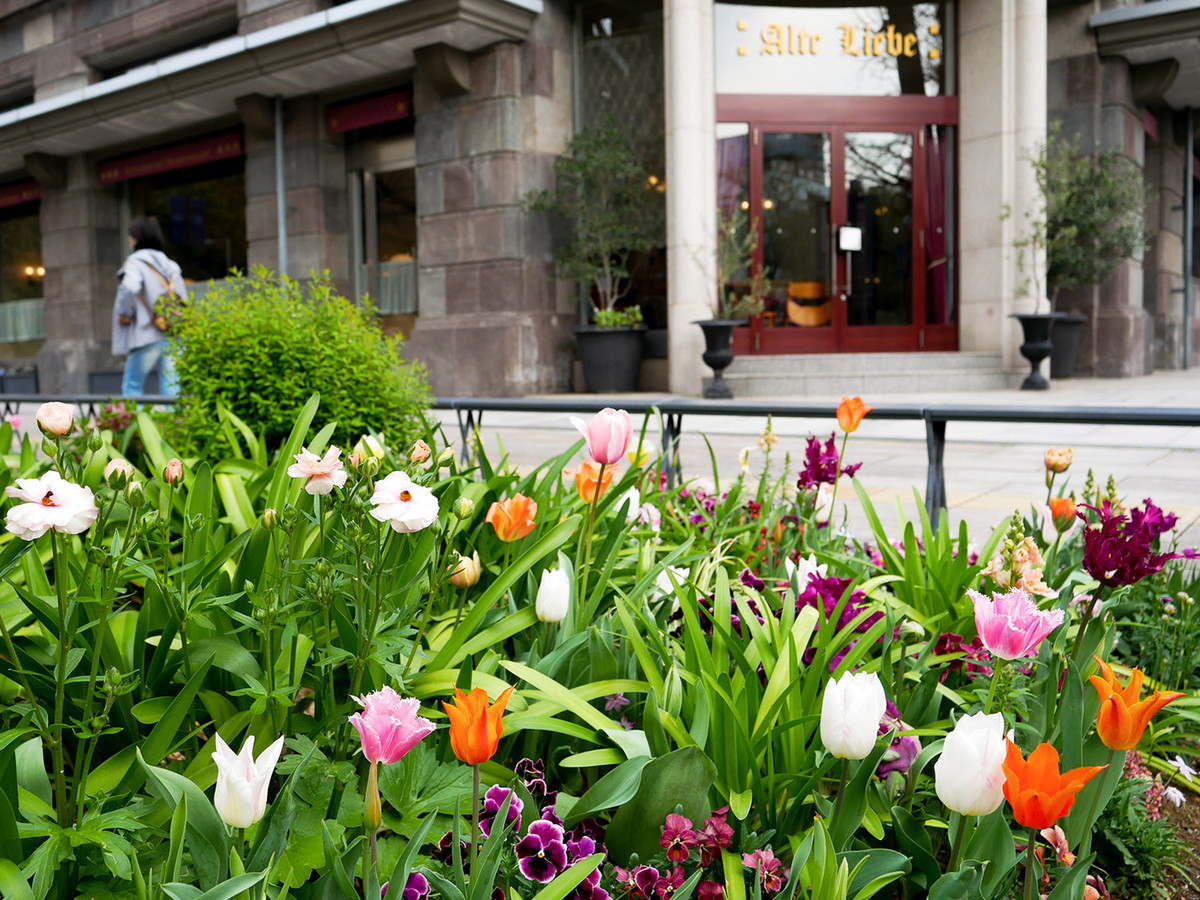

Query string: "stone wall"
[[404, 0, 575, 396]]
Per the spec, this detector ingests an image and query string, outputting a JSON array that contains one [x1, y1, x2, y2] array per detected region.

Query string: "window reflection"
[[845, 132, 913, 326]]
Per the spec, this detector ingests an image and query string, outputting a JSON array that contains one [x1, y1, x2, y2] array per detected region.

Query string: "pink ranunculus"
[[969, 588, 1065, 660], [36, 401, 74, 437], [287, 446, 348, 495], [5, 471, 99, 540], [369, 471, 439, 532], [349, 686, 436, 764], [570, 407, 633, 466]]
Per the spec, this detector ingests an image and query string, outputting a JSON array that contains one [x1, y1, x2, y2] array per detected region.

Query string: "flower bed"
[[0, 396, 1197, 900]]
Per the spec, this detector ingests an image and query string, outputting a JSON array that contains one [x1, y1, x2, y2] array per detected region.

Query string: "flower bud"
[[163, 458, 183, 485], [898, 620, 926, 641], [262, 508, 278, 530], [88, 545, 109, 567], [409, 440, 432, 463], [452, 497, 476, 519], [104, 458, 135, 490], [1044, 447, 1073, 474], [436, 447, 456, 468], [535, 568, 570, 623], [361, 455, 380, 477], [36, 401, 74, 437], [87, 430, 103, 452], [354, 433, 385, 459], [448, 550, 481, 588], [347, 452, 364, 471], [41, 438, 58, 458], [125, 480, 146, 508], [820, 671, 886, 759]]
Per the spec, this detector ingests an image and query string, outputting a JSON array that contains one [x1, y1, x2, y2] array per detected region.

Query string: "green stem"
[[1023, 827, 1038, 900], [352, 525, 389, 699], [469, 764, 481, 883], [983, 660, 1008, 715], [49, 530, 73, 827], [1078, 747, 1117, 859], [826, 432, 850, 538], [574, 462, 606, 628], [947, 812, 969, 872], [404, 534, 445, 680], [830, 757, 850, 831]]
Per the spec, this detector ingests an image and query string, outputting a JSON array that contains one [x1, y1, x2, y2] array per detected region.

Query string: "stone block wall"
[[405, 0, 575, 396]]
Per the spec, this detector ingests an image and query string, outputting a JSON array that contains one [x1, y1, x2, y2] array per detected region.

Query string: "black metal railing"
[[434, 397, 1200, 526]]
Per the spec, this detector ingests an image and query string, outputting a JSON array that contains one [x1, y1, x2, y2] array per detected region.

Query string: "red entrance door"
[[719, 95, 957, 354]]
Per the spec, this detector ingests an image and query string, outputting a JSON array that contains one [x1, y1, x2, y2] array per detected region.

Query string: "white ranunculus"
[[212, 734, 285, 828], [934, 712, 1007, 816], [820, 671, 887, 760], [368, 471, 439, 533], [36, 401, 74, 437], [5, 472, 99, 540], [535, 568, 571, 623]]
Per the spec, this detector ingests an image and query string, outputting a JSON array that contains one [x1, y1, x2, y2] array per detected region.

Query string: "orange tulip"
[[1089, 658, 1184, 751], [573, 459, 615, 503], [836, 396, 873, 433], [1048, 496, 1077, 532], [1002, 740, 1106, 830], [485, 494, 537, 542], [443, 686, 513, 764]]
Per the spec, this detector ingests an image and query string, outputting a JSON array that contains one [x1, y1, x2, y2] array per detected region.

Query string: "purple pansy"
[[659, 813, 698, 863], [478, 785, 523, 837], [515, 819, 569, 883]]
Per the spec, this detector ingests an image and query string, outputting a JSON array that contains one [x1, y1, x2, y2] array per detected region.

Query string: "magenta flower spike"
[[570, 407, 633, 466], [969, 588, 1065, 660], [1079, 499, 1183, 588]]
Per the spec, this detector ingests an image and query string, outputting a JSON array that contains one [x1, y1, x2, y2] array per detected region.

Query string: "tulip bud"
[[36, 401, 74, 437], [355, 433, 386, 459], [104, 458, 135, 490], [87, 430, 103, 452], [452, 497, 476, 519], [820, 671, 886, 759], [934, 712, 1007, 815], [535, 568, 570, 623], [1044, 447, 1073, 474], [363, 761, 382, 833], [409, 440, 432, 463], [125, 480, 146, 508], [448, 550, 481, 588], [262, 508, 279, 530], [163, 458, 183, 485], [436, 447, 456, 468]]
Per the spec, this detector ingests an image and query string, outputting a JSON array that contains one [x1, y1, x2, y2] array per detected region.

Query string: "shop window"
[[577, 0, 667, 330], [715, 3, 948, 98], [0, 203, 44, 341], [125, 158, 248, 285], [925, 124, 954, 325], [351, 167, 417, 316]]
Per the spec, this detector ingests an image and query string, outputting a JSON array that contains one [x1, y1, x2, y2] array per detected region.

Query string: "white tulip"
[[212, 734, 285, 828], [820, 671, 887, 759], [934, 712, 1007, 816], [785, 553, 828, 587], [535, 568, 571, 623]]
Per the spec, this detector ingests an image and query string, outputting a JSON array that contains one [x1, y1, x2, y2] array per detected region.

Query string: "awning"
[[0, 0, 541, 177]]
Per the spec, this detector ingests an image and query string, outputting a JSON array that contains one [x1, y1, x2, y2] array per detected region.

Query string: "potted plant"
[[524, 121, 664, 393], [1019, 132, 1148, 379], [695, 208, 771, 399]]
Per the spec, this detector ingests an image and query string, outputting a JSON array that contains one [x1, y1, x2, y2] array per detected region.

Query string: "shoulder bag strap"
[[133, 264, 175, 319]]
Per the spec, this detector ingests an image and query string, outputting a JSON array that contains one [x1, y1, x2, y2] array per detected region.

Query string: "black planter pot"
[[694, 318, 746, 399], [1049, 313, 1088, 379], [1011, 312, 1067, 390], [574, 325, 645, 393]]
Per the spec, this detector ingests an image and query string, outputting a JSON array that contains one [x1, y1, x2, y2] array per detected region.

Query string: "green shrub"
[[171, 267, 431, 453]]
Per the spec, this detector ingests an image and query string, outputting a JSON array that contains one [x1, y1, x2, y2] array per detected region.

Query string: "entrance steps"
[[720, 351, 1022, 398]]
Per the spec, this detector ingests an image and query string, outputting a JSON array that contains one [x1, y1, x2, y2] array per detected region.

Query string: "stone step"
[[717, 368, 1022, 397], [726, 351, 1004, 376]]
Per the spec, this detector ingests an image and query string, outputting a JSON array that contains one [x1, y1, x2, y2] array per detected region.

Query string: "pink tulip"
[[349, 686, 435, 764], [570, 408, 633, 466], [969, 588, 1065, 660]]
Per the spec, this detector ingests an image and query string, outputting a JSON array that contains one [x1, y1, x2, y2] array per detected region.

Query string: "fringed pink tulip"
[[349, 687, 435, 764], [969, 588, 1064, 660]]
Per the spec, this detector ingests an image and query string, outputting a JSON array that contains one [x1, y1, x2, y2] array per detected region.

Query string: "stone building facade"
[[0, 0, 1195, 397]]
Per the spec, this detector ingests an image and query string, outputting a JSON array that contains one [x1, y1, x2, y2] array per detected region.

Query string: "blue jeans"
[[123, 339, 178, 397]]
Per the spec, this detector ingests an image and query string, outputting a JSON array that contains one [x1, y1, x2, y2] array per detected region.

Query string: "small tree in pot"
[[524, 122, 664, 392], [1019, 132, 1149, 377]]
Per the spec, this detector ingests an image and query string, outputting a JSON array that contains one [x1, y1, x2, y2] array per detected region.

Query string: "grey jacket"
[[112, 249, 188, 356]]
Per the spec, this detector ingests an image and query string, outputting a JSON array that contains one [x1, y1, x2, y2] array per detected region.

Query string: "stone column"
[[405, 2, 575, 396], [664, 0, 715, 397], [1142, 111, 1185, 370], [244, 96, 350, 292], [35, 157, 123, 392], [957, 0, 1047, 369]]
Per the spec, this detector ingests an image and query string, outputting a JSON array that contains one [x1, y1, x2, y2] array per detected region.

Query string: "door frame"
[[718, 94, 958, 355]]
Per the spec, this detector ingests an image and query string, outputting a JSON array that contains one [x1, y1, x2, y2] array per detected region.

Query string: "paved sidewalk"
[[431, 368, 1200, 546]]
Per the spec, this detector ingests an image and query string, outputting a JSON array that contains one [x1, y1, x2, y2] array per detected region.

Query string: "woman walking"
[[112, 216, 187, 397]]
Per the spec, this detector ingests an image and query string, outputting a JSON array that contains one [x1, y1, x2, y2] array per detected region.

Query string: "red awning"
[[0, 179, 39, 210], [326, 89, 411, 135], [98, 131, 243, 185]]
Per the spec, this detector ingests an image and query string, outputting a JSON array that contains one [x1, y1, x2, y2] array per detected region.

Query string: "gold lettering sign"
[[741, 20, 931, 59]]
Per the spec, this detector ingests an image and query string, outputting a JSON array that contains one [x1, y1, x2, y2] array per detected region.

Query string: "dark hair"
[[128, 216, 165, 251]]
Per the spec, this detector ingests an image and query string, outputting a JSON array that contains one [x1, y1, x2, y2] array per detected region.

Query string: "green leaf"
[[529, 854, 604, 900], [163, 872, 266, 900], [565, 756, 651, 825], [0, 860, 34, 900], [138, 751, 229, 890], [604, 747, 716, 864]]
